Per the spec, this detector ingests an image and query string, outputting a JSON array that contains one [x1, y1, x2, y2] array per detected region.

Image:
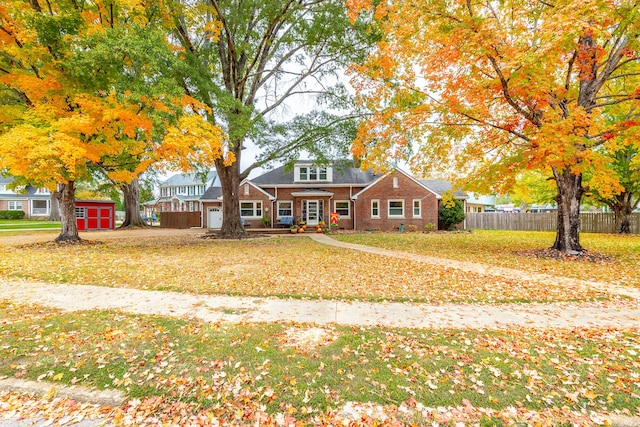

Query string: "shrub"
[[439, 198, 465, 231], [423, 223, 436, 233], [406, 224, 418, 233], [260, 215, 271, 227], [0, 210, 25, 219]]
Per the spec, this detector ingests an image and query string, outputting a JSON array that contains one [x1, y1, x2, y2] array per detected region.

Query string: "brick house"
[[201, 161, 466, 230]]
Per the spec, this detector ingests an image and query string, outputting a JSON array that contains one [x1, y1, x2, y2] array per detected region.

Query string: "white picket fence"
[[466, 212, 640, 234]]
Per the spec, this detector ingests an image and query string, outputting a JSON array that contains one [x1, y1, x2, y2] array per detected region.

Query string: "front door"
[[208, 207, 223, 229], [306, 200, 319, 226]]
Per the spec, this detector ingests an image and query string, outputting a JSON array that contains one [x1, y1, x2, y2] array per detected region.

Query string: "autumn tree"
[[348, 0, 640, 253], [0, 0, 90, 243], [0, 0, 224, 240], [509, 171, 557, 211], [167, 0, 375, 238], [587, 144, 640, 233]]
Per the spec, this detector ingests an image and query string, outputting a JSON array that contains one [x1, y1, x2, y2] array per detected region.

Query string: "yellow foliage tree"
[[0, 0, 224, 240]]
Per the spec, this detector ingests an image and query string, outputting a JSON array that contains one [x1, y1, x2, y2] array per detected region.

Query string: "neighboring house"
[[145, 171, 218, 215], [465, 192, 496, 213], [0, 177, 52, 219], [529, 203, 557, 213], [201, 161, 467, 230]]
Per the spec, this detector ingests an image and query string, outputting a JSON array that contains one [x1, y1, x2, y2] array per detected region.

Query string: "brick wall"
[[238, 183, 272, 227], [354, 173, 439, 231], [262, 186, 364, 229]]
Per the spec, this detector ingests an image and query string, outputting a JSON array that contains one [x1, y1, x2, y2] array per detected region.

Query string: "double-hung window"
[[277, 201, 293, 217], [388, 200, 404, 218], [371, 200, 380, 218], [412, 199, 421, 218], [8, 201, 22, 210], [240, 201, 262, 218], [335, 201, 350, 218], [297, 166, 329, 182]]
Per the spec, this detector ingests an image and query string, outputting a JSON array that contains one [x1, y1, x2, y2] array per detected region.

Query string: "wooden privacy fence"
[[466, 212, 640, 234], [159, 211, 201, 229]]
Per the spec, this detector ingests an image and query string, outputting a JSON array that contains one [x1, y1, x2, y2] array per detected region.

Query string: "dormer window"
[[296, 165, 331, 182]]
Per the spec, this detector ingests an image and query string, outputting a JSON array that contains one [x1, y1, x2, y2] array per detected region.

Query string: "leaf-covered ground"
[[1, 301, 639, 426], [335, 231, 640, 287], [0, 233, 620, 304]]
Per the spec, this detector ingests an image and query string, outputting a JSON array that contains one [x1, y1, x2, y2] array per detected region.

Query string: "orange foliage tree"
[[0, 0, 224, 241], [348, 0, 640, 252]]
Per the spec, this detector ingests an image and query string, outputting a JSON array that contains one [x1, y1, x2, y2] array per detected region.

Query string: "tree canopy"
[[348, 0, 640, 252], [0, 0, 225, 240], [167, 0, 376, 237]]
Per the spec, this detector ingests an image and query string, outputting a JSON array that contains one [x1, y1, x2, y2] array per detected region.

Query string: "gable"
[[352, 169, 439, 200]]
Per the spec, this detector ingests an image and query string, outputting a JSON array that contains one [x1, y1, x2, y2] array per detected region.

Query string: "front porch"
[[206, 227, 325, 236]]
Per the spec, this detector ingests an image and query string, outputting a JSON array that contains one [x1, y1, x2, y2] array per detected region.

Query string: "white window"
[[371, 199, 380, 218], [413, 199, 421, 218], [75, 207, 85, 218], [277, 201, 293, 217], [188, 201, 194, 212], [335, 201, 350, 218], [388, 200, 404, 218], [189, 186, 195, 196], [393, 177, 399, 188], [240, 201, 262, 218], [296, 166, 331, 182], [31, 200, 49, 216], [8, 201, 22, 210], [244, 183, 250, 195], [36, 188, 49, 194]]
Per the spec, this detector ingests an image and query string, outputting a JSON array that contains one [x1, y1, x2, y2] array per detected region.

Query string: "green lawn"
[[0, 219, 60, 230], [0, 233, 622, 304], [1, 301, 638, 425], [1, 230, 639, 424], [334, 230, 640, 287]]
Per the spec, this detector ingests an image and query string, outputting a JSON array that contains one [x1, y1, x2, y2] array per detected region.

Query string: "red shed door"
[[99, 208, 112, 229], [87, 208, 99, 230]]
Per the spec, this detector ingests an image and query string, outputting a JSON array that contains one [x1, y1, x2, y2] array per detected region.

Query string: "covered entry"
[[291, 190, 333, 226], [75, 200, 115, 231]]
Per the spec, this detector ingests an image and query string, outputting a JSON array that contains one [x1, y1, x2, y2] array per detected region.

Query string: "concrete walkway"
[[307, 233, 640, 300], [2, 280, 640, 329]]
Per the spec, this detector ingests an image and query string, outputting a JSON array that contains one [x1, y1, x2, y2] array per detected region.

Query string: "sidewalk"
[[2, 280, 640, 329]]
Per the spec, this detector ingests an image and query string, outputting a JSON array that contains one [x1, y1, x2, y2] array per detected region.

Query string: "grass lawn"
[[0, 219, 60, 230], [1, 301, 638, 425], [334, 230, 640, 287], [0, 233, 623, 304]]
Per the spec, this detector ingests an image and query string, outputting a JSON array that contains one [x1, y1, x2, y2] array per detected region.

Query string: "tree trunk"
[[551, 168, 584, 253], [120, 178, 147, 228], [48, 193, 61, 221], [217, 158, 247, 238], [53, 181, 81, 243], [611, 193, 633, 234]]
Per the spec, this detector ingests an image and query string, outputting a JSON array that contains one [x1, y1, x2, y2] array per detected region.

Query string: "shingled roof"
[[419, 180, 467, 198], [251, 162, 381, 186]]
